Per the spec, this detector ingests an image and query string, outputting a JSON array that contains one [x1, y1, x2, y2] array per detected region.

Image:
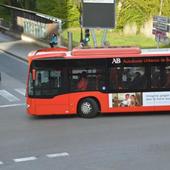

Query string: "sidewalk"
[[0, 32, 49, 62]]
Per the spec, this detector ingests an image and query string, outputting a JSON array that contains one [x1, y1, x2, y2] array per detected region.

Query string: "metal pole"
[[159, 0, 163, 16], [79, 1, 83, 43], [101, 29, 108, 47], [68, 32, 73, 51], [156, 34, 160, 48], [0, 72, 1, 82], [90, 29, 97, 47], [80, 25, 83, 42]]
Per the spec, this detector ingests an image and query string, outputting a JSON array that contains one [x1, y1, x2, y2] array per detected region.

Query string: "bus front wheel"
[[78, 98, 99, 118]]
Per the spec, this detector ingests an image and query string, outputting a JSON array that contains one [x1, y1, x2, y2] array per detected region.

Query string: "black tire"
[[78, 98, 99, 118]]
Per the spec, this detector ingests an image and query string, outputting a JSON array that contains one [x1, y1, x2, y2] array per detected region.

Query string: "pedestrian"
[[77, 71, 88, 91], [49, 33, 58, 48]]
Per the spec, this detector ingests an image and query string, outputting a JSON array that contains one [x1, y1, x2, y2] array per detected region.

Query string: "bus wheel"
[[78, 98, 99, 118]]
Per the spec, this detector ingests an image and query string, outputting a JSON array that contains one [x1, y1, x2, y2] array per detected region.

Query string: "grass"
[[61, 28, 170, 48]]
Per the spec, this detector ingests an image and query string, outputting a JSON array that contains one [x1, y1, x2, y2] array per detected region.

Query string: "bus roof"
[[28, 47, 170, 63]]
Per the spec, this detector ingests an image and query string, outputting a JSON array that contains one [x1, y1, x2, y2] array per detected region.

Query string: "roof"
[[27, 47, 170, 63]]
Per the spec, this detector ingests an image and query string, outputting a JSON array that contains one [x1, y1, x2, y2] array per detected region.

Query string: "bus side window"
[[151, 66, 161, 88], [163, 67, 170, 88], [109, 68, 119, 90]]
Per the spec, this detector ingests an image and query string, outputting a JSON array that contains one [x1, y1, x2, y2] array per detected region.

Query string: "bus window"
[[163, 66, 170, 88], [109, 67, 119, 90], [69, 67, 105, 92], [28, 72, 33, 96], [151, 66, 161, 88], [30, 69, 62, 97], [109, 66, 146, 91]]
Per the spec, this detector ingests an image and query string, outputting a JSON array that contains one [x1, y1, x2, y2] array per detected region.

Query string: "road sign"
[[152, 16, 170, 48], [153, 22, 169, 32], [153, 16, 169, 23], [153, 16, 170, 33], [82, 0, 115, 28]]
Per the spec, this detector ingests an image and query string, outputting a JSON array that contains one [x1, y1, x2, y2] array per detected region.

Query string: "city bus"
[[26, 47, 170, 118]]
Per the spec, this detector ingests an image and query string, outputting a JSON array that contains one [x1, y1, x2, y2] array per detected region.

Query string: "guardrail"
[[0, 18, 10, 31]]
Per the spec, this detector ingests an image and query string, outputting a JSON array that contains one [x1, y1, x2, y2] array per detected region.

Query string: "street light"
[[79, 0, 83, 43]]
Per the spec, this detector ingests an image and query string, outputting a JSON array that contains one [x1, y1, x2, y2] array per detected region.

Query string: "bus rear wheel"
[[78, 98, 99, 118]]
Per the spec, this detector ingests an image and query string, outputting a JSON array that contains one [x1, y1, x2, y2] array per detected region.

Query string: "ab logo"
[[112, 58, 121, 64]]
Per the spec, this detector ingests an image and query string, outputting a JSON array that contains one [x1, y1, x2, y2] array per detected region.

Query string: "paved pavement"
[[0, 31, 49, 61]]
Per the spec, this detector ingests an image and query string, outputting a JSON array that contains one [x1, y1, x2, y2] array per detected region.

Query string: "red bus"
[[26, 47, 170, 118]]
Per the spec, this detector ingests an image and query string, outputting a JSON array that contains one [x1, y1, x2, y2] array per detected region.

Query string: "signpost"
[[153, 16, 170, 48]]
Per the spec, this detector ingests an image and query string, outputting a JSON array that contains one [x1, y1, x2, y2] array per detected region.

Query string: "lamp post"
[[79, 0, 83, 43]]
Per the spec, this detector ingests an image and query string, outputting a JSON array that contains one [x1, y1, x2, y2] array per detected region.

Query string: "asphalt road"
[[0, 51, 170, 170]]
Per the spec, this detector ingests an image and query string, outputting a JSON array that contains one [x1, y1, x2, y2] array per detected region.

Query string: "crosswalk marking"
[[0, 90, 20, 102], [0, 103, 25, 108], [14, 157, 37, 163], [15, 88, 26, 96], [46, 152, 69, 158]]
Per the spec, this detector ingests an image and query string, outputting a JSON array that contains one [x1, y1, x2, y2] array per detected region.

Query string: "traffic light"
[[84, 29, 90, 45]]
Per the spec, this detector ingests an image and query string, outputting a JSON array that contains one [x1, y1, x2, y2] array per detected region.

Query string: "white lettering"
[[112, 58, 121, 64]]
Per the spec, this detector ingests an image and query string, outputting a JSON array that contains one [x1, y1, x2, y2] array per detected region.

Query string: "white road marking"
[[46, 152, 69, 158], [0, 90, 20, 102], [0, 161, 4, 165], [13, 156, 37, 163], [0, 103, 25, 108], [15, 88, 26, 96]]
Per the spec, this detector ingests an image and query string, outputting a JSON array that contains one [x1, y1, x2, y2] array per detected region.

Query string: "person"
[[49, 33, 58, 48], [130, 94, 140, 106], [130, 72, 146, 89], [77, 71, 88, 91], [120, 93, 131, 107]]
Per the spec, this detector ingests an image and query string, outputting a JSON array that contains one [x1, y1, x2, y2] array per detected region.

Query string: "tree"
[[117, 0, 160, 32], [5, 0, 36, 10], [36, 0, 79, 28]]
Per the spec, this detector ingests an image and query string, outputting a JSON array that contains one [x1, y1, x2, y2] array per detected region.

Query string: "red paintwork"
[[27, 91, 170, 116], [26, 47, 170, 116]]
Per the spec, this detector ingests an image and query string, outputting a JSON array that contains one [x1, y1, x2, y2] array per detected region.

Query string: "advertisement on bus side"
[[109, 92, 170, 108]]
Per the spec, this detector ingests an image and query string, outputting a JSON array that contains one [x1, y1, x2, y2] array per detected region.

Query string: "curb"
[[0, 48, 28, 63]]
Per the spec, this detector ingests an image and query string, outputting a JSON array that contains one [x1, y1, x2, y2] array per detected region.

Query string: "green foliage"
[[162, 0, 170, 16], [36, 0, 80, 28], [1, 0, 170, 32], [117, 0, 170, 32], [117, 0, 160, 32], [62, 28, 160, 48], [0, 0, 10, 21]]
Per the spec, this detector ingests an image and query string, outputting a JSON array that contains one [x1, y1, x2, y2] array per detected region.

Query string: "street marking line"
[[0, 103, 25, 108], [0, 90, 20, 102], [15, 88, 26, 96], [13, 156, 37, 163], [0, 161, 4, 165], [46, 152, 69, 158]]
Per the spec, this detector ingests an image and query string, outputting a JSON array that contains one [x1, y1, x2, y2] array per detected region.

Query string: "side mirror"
[[32, 69, 36, 80]]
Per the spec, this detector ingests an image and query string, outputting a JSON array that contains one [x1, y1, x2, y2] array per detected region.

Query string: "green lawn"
[[61, 28, 170, 48]]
